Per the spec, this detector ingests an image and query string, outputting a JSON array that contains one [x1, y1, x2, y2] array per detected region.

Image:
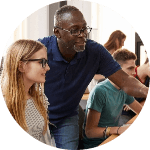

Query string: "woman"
[[1, 39, 51, 145], [104, 30, 126, 55]]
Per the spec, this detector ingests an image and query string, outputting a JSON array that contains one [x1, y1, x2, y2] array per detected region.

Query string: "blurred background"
[[5, 0, 147, 66]]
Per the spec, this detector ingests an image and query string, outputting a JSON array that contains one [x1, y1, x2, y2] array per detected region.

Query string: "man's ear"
[[18, 61, 25, 72], [54, 28, 61, 39]]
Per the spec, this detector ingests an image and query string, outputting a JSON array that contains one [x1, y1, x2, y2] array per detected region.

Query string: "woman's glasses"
[[26, 58, 48, 68]]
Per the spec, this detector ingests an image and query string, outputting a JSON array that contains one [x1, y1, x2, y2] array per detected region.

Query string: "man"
[[38, 5, 148, 149], [120, 57, 150, 125], [83, 49, 143, 149]]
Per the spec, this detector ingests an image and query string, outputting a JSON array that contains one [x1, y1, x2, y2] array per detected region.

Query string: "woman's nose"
[[45, 63, 50, 71]]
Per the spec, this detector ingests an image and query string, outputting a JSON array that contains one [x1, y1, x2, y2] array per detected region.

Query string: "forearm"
[[85, 126, 120, 139], [108, 69, 148, 98], [85, 126, 105, 138], [122, 76, 148, 98]]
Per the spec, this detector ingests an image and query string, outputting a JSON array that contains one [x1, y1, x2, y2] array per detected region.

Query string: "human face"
[[147, 62, 150, 77], [121, 59, 136, 76], [22, 48, 50, 85], [116, 38, 126, 49], [57, 11, 88, 52], [121, 38, 126, 47]]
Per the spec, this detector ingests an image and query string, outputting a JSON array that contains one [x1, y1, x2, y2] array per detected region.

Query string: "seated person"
[[82, 49, 143, 149], [134, 57, 150, 103], [121, 57, 150, 121]]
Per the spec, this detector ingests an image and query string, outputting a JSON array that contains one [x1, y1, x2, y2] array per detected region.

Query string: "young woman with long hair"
[[1, 39, 51, 145], [104, 30, 126, 55]]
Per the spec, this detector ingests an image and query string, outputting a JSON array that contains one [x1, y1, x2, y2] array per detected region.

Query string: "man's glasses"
[[55, 26, 92, 36], [24, 58, 48, 68]]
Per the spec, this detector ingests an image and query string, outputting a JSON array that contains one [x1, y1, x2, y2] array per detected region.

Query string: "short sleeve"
[[125, 94, 134, 105], [98, 45, 121, 77], [87, 86, 106, 113]]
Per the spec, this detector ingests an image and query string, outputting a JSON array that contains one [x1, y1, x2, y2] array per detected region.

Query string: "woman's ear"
[[18, 61, 25, 72]]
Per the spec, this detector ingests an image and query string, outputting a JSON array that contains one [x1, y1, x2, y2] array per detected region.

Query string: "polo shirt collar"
[[52, 36, 85, 62]]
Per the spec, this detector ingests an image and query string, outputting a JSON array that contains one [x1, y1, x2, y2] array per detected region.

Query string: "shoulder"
[[38, 35, 56, 45], [87, 81, 108, 108], [85, 39, 107, 53], [85, 39, 115, 65], [89, 80, 108, 99]]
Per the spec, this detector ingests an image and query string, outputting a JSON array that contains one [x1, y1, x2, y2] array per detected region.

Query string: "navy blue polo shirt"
[[38, 35, 121, 124]]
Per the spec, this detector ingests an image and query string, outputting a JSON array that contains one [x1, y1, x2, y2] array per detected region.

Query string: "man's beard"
[[74, 44, 85, 52]]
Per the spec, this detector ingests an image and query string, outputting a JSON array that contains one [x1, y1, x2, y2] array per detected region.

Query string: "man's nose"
[[78, 30, 87, 37], [132, 70, 136, 76]]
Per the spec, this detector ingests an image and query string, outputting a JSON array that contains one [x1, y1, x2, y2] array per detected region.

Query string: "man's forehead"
[[60, 11, 85, 25]]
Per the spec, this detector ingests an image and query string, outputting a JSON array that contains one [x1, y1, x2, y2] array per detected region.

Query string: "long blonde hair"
[[1, 39, 49, 134]]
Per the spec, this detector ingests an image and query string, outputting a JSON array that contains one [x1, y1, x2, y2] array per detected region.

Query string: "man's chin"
[[74, 45, 85, 52]]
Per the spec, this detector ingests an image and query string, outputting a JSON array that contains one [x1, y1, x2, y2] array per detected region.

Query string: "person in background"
[[134, 57, 150, 101], [104, 30, 126, 55], [1, 39, 51, 145], [120, 57, 150, 124], [88, 30, 126, 92], [83, 49, 143, 149]]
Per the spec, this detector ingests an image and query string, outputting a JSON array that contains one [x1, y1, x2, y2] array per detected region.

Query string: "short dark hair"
[[54, 5, 79, 26], [113, 49, 137, 65]]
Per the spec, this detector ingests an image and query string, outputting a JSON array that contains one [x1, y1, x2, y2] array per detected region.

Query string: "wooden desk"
[[100, 114, 138, 145]]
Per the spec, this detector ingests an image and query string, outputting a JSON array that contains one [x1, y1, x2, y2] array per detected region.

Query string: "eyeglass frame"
[[22, 58, 48, 68], [54, 26, 92, 36]]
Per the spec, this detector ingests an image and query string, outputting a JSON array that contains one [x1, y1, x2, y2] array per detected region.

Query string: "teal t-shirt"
[[83, 79, 134, 149]]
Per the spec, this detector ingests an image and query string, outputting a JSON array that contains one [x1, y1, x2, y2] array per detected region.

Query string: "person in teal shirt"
[[82, 49, 143, 149]]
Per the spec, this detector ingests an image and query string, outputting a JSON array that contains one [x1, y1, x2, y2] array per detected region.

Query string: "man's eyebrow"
[[127, 66, 135, 69]]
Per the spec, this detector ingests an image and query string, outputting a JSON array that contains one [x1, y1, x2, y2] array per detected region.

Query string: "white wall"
[[67, 0, 91, 27], [26, 5, 49, 40], [4, 5, 50, 54], [67, 0, 135, 53], [98, 5, 135, 53]]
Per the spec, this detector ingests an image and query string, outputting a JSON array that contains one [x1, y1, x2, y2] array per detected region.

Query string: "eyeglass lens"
[[71, 27, 91, 36], [41, 59, 48, 68]]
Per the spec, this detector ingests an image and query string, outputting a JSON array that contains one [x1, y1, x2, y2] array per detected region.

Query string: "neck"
[[57, 39, 76, 62], [108, 49, 115, 55], [137, 65, 147, 83], [23, 77, 33, 100]]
